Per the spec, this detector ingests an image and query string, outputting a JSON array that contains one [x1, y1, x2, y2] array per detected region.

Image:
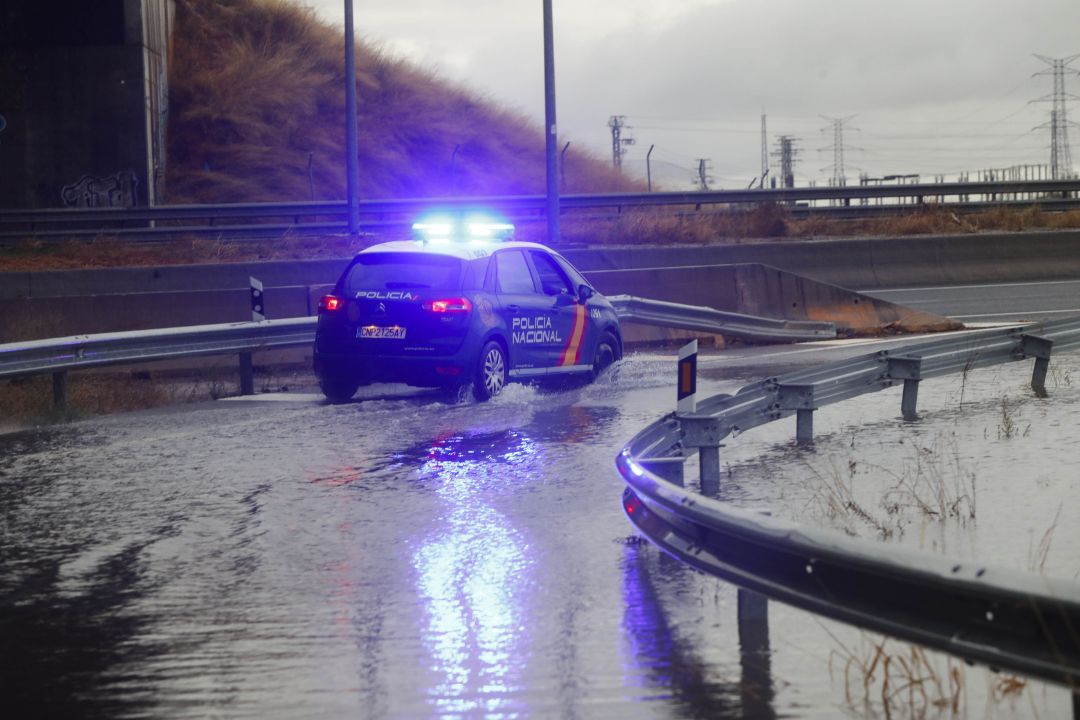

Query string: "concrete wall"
[[564, 231, 1080, 290], [1, 230, 1077, 341], [4, 231, 1079, 301], [0, 0, 173, 208]]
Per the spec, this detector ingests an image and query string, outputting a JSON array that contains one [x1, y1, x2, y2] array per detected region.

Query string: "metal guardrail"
[[0, 296, 821, 405], [0, 318, 317, 378], [3, 179, 1080, 239], [608, 295, 835, 343], [616, 317, 1080, 688], [0, 317, 317, 405]]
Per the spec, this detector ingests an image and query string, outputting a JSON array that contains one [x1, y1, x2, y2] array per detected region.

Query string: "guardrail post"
[[777, 383, 816, 445], [239, 352, 254, 396], [637, 456, 685, 487], [738, 508, 772, 712], [52, 371, 67, 410], [738, 587, 771, 712], [886, 355, 923, 421], [680, 417, 724, 495], [1020, 334, 1053, 398], [738, 588, 769, 653]]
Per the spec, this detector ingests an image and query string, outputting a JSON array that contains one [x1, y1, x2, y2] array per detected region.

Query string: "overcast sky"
[[301, 0, 1080, 189]]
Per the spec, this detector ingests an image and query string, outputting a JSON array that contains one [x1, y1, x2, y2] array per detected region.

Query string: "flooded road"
[[2, 341, 1077, 718]]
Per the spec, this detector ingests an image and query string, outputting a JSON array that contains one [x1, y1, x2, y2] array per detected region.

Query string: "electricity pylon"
[[608, 115, 636, 169], [1032, 54, 1080, 179]]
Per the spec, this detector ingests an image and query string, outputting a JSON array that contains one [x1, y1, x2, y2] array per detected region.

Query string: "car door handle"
[[505, 304, 522, 313]]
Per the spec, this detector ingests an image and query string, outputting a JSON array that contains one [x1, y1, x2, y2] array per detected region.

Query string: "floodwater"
[[1, 343, 1077, 719]]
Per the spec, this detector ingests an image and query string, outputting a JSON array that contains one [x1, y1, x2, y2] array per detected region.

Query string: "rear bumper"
[[313, 346, 475, 388]]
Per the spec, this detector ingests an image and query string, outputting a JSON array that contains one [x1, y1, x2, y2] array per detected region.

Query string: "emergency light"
[[412, 213, 515, 244]]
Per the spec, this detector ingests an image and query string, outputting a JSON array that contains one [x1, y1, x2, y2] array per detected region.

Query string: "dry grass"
[[0, 233, 378, 271], [789, 204, 1080, 238], [0, 363, 315, 429], [827, 629, 1032, 719], [806, 432, 977, 539], [166, 0, 641, 204], [881, 434, 977, 526], [5, 203, 1080, 273], [807, 457, 899, 540], [829, 635, 966, 718], [1028, 505, 1062, 574], [0, 373, 182, 427]]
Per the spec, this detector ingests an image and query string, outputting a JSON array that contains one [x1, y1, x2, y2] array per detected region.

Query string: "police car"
[[313, 215, 623, 402]]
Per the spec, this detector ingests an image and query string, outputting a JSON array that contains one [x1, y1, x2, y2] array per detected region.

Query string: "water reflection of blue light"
[[412, 432, 537, 716], [620, 542, 676, 699]]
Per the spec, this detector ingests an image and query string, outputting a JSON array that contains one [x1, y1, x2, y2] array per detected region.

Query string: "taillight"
[[423, 297, 473, 314], [319, 294, 344, 312]]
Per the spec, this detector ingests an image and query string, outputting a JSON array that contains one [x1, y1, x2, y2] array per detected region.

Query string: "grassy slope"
[[3, 0, 1080, 271], [166, 0, 640, 203]]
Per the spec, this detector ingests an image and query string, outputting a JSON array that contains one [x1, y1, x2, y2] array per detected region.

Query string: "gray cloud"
[[304, 0, 1080, 186]]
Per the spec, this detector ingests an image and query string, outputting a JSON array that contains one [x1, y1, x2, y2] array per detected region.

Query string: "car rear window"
[[343, 253, 464, 294]]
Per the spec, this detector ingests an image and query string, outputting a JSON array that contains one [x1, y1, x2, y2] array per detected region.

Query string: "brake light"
[[423, 297, 473, 314], [319, 295, 344, 312]]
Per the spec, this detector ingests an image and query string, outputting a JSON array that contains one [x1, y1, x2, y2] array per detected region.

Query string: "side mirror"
[[577, 284, 595, 303]]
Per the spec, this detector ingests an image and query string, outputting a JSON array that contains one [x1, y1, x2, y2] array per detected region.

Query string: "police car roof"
[[357, 239, 557, 261]]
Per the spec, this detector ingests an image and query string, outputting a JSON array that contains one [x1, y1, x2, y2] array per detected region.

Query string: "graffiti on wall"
[[61, 171, 139, 208]]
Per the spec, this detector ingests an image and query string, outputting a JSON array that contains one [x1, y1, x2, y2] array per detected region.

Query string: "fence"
[[4, 179, 1080, 239]]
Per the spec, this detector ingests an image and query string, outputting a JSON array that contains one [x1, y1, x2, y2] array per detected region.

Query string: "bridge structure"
[[0, 0, 173, 209]]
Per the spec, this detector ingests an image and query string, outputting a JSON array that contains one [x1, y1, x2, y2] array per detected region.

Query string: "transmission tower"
[[608, 115, 636, 169], [694, 159, 713, 191], [1032, 54, 1080, 179], [820, 115, 858, 185], [771, 136, 799, 188], [760, 113, 769, 187]]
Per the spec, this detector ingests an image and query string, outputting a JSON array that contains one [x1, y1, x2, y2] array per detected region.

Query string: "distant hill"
[[166, 0, 641, 203]]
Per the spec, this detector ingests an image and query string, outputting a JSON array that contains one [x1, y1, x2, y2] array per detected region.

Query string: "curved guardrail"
[[608, 295, 835, 343], [616, 317, 1080, 688]]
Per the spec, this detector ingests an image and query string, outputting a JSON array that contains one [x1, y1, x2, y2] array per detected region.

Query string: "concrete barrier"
[[585, 264, 960, 335], [4, 228, 1075, 340], [565, 230, 1080, 289], [0, 285, 334, 342], [4, 230, 1080, 300]]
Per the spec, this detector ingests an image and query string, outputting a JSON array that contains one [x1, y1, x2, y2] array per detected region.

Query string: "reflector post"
[[677, 339, 697, 415], [250, 276, 265, 322]]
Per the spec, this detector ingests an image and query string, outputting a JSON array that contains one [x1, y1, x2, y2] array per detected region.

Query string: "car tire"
[[592, 332, 620, 379], [320, 375, 361, 403], [474, 340, 508, 401]]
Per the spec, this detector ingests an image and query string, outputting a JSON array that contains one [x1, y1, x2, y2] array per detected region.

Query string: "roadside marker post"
[[675, 339, 722, 494], [240, 276, 264, 395], [250, 276, 265, 322], [677, 339, 697, 415]]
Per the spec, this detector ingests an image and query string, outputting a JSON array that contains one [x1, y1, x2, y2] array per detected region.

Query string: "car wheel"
[[474, 340, 508, 401], [592, 332, 620, 380], [320, 375, 360, 403]]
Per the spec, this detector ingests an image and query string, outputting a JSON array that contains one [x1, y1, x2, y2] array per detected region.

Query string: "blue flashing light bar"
[[412, 213, 515, 243]]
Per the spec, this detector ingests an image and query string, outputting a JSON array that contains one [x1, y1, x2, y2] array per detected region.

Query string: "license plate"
[[358, 325, 406, 339]]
